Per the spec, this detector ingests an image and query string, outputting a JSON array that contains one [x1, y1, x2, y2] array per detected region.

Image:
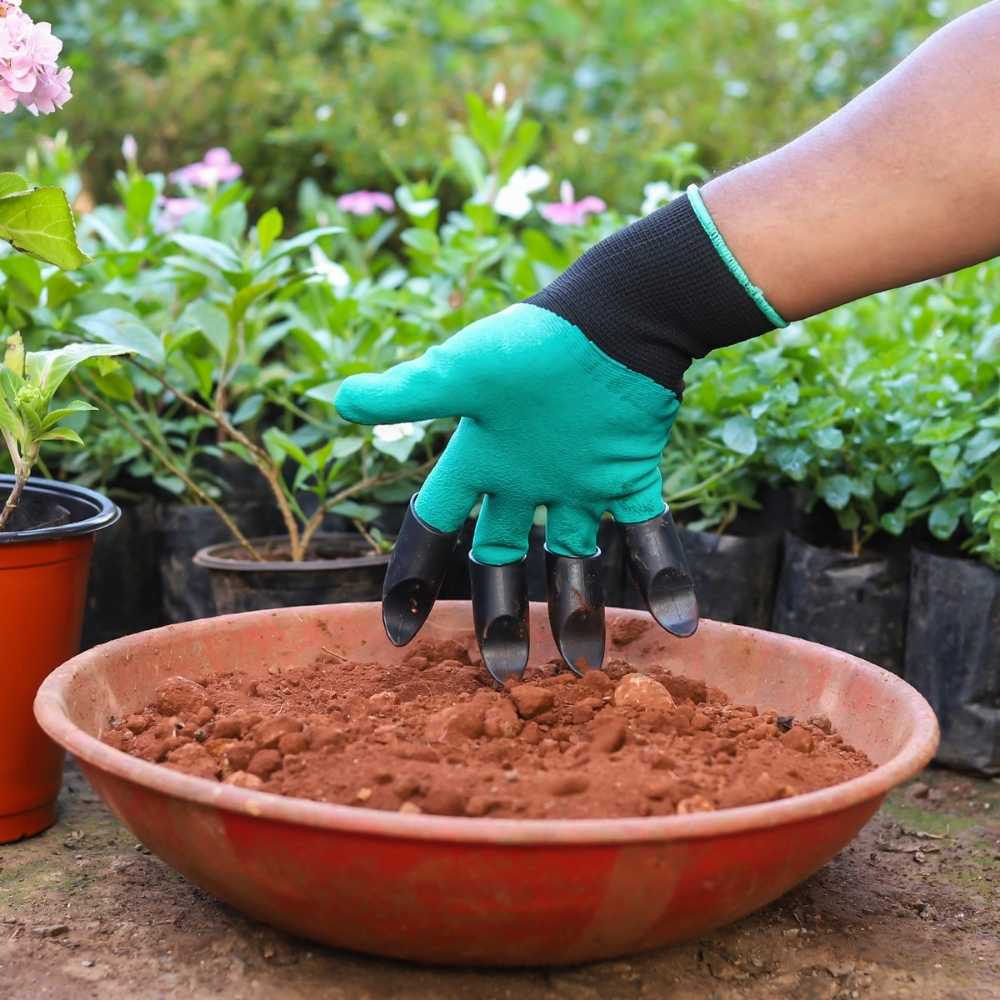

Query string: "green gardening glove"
[[336, 186, 785, 679], [336, 303, 678, 563]]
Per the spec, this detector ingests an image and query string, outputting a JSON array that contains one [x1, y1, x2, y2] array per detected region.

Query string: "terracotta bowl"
[[35, 603, 938, 966]]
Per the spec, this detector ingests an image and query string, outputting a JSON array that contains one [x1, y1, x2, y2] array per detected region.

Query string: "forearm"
[[704, 0, 1000, 320]]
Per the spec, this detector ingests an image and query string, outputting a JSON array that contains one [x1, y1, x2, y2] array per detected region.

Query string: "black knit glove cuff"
[[527, 189, 785, 395]]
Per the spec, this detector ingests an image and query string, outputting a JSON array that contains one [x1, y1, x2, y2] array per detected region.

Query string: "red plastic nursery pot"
[[35, 602, 939, 965], [0, 475, 119, 843]]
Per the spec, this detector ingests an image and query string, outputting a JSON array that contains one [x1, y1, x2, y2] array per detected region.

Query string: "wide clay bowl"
[[35, 602, 938, 966]]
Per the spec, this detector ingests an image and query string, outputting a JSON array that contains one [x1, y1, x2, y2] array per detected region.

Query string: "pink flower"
[[0, 4, 70, 115], [21, 64, 70, 114], [336, 190, 395, 216], [170, 147, 242, 188], [540, 181, 606, 226], [157, 196, 201, 232]]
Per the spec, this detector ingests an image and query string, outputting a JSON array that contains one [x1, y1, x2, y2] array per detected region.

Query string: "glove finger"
[[544, 504, 605, 674], [471, 493, 536, 566], [606, 468, 666, 525], [544, 503, 601, 558], [413, 429, 482, 534], [335, 342, 475, 425]]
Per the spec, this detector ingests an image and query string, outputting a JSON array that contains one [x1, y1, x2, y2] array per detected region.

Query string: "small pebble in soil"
[[99, 639, 874, 821]]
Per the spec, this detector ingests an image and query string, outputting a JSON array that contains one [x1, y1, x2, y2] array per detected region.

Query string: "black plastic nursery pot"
[[82, 499, 163, 648], [0, 475, 119, 842], [904, 548, 999, 775], [159, 457, 287, 624], [771, 532, 910, 676], [193, 532, 390, 615]]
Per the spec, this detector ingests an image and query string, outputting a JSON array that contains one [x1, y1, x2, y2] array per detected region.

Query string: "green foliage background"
[[0, 0, 981, 209]]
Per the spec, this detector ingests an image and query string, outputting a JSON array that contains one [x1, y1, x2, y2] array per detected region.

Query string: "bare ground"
[[1, 760, 997, 1000]]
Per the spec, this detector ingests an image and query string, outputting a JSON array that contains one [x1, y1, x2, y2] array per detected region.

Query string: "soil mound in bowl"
[[101, 626, 872, 820]]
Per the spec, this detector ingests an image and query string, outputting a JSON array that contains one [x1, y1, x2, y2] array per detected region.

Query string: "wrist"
[[527, 189, 785, 394]]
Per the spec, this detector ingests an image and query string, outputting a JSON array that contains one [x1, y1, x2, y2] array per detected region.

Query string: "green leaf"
[[0, 186, 90, 269], [76, 309, 164, 364], [25, 343, 136, 399], [451, 135, 487, 191], [170, 233, 244, 273], [400, 228, 439, 256], [232, 393, 264, 425], [36, 426, 85, 446], [177, 301, 229, 359], [91, 368, 134, 402], [42, 400, 96, 429], [332, 436, 363, 459], [262, 226, 343, 268], [262, 426, 311, 468], [304, 380, 341, 407], [257, 207, 283, 255], [880, 510, 907, 535], [0, 173, 30, 198], [814, 427, 844, 450], [913, 418, 973, 445], [819, 475, 853, 510], [721, 415, 757, 455], [3, 332, 24, 378], [928, 498, 966, 540]]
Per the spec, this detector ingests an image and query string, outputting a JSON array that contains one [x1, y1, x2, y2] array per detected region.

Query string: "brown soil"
[[101, 639, 872, 819]]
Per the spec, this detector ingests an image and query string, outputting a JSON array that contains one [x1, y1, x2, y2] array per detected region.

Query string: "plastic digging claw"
[[380, 496, 699, 679]]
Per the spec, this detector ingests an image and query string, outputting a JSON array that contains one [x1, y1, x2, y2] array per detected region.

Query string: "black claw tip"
[[470, 555, 529, 683], [479, 615, 530, 683], [381, 496, 459, 647], [623, 508, 700, 639], [545, 548, 606, 674], [645, 567, 699, 637]]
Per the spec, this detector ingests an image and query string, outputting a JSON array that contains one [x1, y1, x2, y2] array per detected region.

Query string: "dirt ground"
[[1, 761, 997, 1000]]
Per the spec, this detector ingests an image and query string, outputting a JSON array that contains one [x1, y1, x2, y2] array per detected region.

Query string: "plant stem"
[[298, 459, 432, 558], [75, 381, 265, 560], [131, 359, 302, 555]]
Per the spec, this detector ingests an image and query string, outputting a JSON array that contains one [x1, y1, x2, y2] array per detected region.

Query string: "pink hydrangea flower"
[[336, 190, 395, 216], [0, 2, 72, 115], [540, 181, 606, 225], [157, 196, 201, 232], [170, 147, 242, 188]]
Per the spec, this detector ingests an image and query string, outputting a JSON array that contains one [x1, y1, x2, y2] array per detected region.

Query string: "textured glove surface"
[[335, 303, 680, 565]]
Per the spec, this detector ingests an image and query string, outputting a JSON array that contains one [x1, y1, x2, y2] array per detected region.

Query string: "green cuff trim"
[[686, 183, 787, 329]]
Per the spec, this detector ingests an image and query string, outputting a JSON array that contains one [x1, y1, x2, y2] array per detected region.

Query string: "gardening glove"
[[336, 186, 786, 680]]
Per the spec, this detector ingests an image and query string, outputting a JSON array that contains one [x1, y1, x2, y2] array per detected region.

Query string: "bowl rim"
[[35, 604, 940, 846]]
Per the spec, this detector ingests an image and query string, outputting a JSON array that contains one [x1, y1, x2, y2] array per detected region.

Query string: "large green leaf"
[[0, 186, 90, 270], [170, 233, 244, 274], [75, 309, 165, 365], [25, 343, 136, 398], [0, 173, 30, 199]]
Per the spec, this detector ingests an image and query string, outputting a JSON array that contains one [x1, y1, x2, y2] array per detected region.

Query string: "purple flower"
[[336, 190, 395, 216], [170, 147, 242, 188], [156, 196, 201, 232], [540, 181, 606, 226]]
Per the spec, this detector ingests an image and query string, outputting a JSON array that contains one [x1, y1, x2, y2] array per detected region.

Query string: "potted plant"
[[1, 335, 132, 841], [0, 0, 137, 841]]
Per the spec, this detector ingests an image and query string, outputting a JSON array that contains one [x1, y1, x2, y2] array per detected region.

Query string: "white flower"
[[492, 81, 507, 107], [392, 110, 409, 127], [121, 134, 137, 162], [310, 245, 350, 291], [724, 79, 749, 99], [493, 164, 551, 219], [776, 21, 798, 40], [373, 422, 416, 442], [315, 104, 332, 122], [572, 127, 591, 145], [641, 181, 679, 215]]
